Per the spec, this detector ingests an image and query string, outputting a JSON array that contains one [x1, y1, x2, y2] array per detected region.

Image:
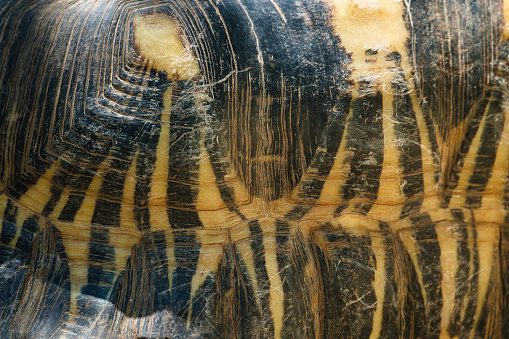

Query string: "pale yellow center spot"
[[328, 0, 410, 81], [133, 14, 200, 80]]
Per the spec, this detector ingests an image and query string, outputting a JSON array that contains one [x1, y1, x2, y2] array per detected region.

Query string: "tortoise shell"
[[0, 0, 508, 338]]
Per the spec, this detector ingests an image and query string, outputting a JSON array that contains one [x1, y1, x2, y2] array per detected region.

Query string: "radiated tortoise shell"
[[1, 0, 509, 338]]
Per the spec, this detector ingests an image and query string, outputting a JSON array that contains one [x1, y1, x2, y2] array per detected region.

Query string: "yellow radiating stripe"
[[148, 87, 175, 294], [56, 221, 92, 318], [462, 94, 509, 335], [230, 222, 260, 306], [223, 166, 251, 207], [301, 105, 353, 221], [119, 151, 140, 234], [49, 189, 70, 220], [60, 159, 105, 316], [326, 0, 413, 220], [461, 211, 475, 323], [115, 151, 142, 289], [0, 194, 33, 248], [398, 223, 428, 311], [435, 218, 459, 335], [369, 233, 387, 339], [0, 194, 8, 222], [449, 102, 491, 209], [134, 12, 203, 299], [7, 206, 32, 248], [187, 230, 228, 327], [196, 133, 244, 228], [504, 0, 509, 40], [196, 137, 228, 212], [18, 160, 61, 214], [368, 232, 387, 339], [73, 168, 103, 225], [259, 218, 284, 339], [368, 71, 404, 223], [469, 221, 499, 338], [482, 98, 509, 210], [461, 95, 509, 336]]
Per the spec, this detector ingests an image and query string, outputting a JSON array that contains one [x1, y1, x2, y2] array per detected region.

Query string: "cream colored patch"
[[328, 0, 410, 81], [133, 14, 199, 80]]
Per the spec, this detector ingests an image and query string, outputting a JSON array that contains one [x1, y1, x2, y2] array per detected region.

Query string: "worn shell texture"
[[1, 0, 509, 338]]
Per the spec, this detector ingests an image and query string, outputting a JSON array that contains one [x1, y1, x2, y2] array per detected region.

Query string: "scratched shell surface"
[[0, 0, 509, 338]]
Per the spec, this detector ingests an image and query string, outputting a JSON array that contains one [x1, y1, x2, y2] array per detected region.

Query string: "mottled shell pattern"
[[1, 0, 509, 338]]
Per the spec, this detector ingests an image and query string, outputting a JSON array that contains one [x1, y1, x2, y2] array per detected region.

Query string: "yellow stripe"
[[461, 211, 476, 323], [59, 159, 105, 316], [482, 94, 509, 210], [469, 221, 499, 338], [18, 160, 61, 214], [230, 222, 260, 307], [0, 195, 8, 230], [115, 151, 142, 291], [0, 194, 34, 248], [148, 87, 175, 294], [465, 90, 509, 336], [368, 67, 404, 223], [436, 218, 459, 336], [326, 0, 417, 222], [196, 132, 244, 228], [448, 102, 491, 209], [368, 232, 387, 339], [398, 223, 428, 312], [187, 230, 228, 327], [259, 218, 284, 339], [49, 189, 70, 220], [504, 0, 509, 40]]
